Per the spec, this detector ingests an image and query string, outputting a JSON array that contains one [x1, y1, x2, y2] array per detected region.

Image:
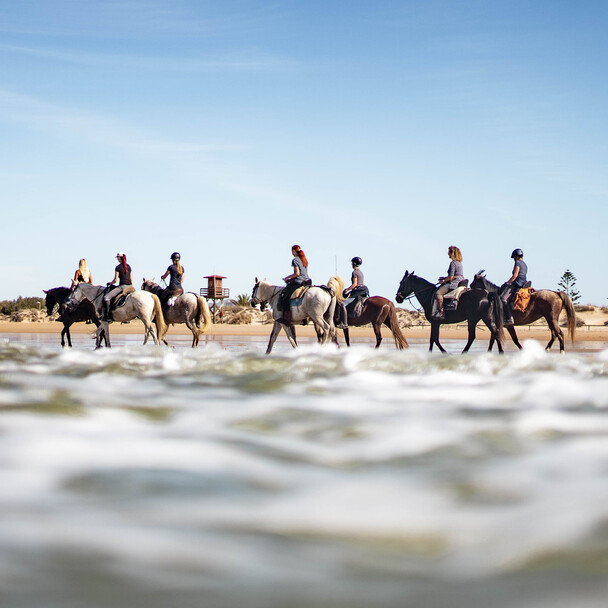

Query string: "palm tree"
[[229, 293, 251, 307]]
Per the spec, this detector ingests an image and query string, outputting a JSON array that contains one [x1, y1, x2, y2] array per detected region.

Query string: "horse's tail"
[[385, 301, 409, 349], [558, 291, 576, 343], [488, 291, 505, 343], [151, 293, 168, 341], [328, 276, 345, 302], [195, 295, 212, 334]]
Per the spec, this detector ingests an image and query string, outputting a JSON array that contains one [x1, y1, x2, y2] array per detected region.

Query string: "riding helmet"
[[116, 251, 126, 258], [351, 256, 363, 266], [171, 252, 181, 260], [510, 248, 524, 259]]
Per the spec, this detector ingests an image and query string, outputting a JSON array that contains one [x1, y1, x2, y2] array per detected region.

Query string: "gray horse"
[[251, 278, 337, 354], [141, 279, 211, 347]]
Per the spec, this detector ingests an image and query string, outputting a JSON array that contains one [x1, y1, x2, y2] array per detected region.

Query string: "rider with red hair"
[[279, 244, 312, 325]]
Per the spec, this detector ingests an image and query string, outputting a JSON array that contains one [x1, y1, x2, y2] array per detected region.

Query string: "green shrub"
[[0, 296, 43, 315]]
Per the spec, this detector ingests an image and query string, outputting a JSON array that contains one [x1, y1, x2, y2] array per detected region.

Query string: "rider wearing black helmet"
[[160, 252, 184, 307], [502, 248, 528, 325], [344, 257, 369, 299]]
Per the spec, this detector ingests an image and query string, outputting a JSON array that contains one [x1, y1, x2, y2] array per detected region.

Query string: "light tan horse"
[[141, 279, 211, 347], [251, 278, 337, 354], [66, 283, 167, 348]]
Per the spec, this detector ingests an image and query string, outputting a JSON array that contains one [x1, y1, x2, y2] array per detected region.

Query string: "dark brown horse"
[[470, 271, 576, 352], [395, 271, 505, 353], [333, 277, 408, 349], [43, 286, 106, 348]]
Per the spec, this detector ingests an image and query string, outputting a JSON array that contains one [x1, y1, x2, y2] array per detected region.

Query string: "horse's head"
[[250, 277, 266, 310], [64, 283, 91, 313], [395, 270, 415, 304], [471, 270, 487, 291], [43, 289, 56, 316], [141, 278, 158, 293]]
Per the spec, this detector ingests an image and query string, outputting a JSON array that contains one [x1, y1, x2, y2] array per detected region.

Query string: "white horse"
[[141, 279, 212, 347], [251, 277, 338, 354], [66, 283, 167, 348]]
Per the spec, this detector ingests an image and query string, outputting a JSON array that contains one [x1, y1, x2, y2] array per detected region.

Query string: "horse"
[[43, 286, 108, 348], [470, 271, 576, 352], [65, 283, 167, 348], [141, 279, 212, 347], [395, 270, 505, 353], [332, 276, 408, 349], [250, 278, 337, 354]]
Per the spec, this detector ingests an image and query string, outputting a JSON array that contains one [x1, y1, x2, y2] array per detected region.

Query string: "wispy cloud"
[[0, 89, 246, 157], [0, 43, 297, 72]]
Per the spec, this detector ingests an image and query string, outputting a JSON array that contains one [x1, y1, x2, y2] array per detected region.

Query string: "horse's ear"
[[43, 289, 48, 294], [255, 276, 258, 283]]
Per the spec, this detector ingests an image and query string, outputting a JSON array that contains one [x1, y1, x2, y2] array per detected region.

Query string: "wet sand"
[[2, 320, 607, 349]]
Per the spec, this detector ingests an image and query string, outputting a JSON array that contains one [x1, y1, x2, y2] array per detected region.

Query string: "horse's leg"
[[508, 326, 522, 350], [462, 320, 477, 353], [185, 319, 198, 347], [61, 323, 71, 348], [487, 335, 495, 352], [430, 322, 446, 353], [266, 321, 282, 354], [545, 315, 564, 352], [343, 327, 350, 347], [373, 322, 382, 348]]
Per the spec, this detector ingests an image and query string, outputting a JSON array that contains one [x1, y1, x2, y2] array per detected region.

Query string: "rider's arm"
[[161, 268, 169, 280], [283, 263, 300, 282], [506, 264, 520, 285], [108, 270, 119, 286]]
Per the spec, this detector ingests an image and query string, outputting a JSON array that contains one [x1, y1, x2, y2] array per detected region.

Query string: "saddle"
[[443, 279, 469, 312], [104, 285, 134, 314], [345, 295, 367, 318], [290, 285, 311, 301]]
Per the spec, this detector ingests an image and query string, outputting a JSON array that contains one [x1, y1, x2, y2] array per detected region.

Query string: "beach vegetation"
[[558, 269, 581, 303], [229, 294, 252, 307], [0, 296, 43, 315]]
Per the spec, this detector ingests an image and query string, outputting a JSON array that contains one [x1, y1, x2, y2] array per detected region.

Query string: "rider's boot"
[[283, 309, 292, 325]]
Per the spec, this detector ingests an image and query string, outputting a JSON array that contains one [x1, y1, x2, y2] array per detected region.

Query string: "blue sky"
[[1, 1, 606, 305]]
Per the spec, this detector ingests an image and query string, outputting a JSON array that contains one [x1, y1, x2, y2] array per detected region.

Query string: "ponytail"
[[176, 260, 183, 275], [292, 244, 308, 268]]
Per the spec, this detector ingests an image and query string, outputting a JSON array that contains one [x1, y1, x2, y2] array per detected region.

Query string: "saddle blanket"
[[514, 287, 534, 312], [443, 286, 468, 301], [290, 285, 311, 300]]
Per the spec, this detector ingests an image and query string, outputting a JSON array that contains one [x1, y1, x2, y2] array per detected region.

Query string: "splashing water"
[[1, 338, 608, 608]]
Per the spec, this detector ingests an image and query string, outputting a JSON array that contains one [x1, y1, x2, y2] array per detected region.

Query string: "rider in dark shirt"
[[502, 248, 528, 324], [102, 252, 135, 320], [160, 252, 185, 306]]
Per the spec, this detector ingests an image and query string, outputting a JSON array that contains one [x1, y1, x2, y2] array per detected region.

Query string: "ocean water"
[[1, 335, 608, 608]]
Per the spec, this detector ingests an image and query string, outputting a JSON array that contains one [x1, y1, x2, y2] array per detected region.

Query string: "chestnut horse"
[[470, 271, 576, 352], [332, 276, 408, 349]]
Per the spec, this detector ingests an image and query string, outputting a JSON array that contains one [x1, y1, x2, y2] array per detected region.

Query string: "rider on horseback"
[[502, 248, 528, 325], [342, 256, 370, 319], [160, 252, 184, 308], [279, 245, 312, 325], [435, 246, 464, 320], [101, 252, 135, 321]]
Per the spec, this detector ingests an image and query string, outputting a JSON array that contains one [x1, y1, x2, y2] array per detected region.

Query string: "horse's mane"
[[328, 276, 345, 302]]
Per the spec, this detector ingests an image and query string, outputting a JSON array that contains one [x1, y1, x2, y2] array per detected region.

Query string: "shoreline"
[[2, 320, 607, 343]]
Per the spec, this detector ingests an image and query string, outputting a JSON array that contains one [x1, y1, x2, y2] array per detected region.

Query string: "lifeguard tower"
[[200, 275, 230, 323]]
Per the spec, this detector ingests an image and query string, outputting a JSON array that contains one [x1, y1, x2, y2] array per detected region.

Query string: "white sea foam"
[[1, 339, 608, 607]]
